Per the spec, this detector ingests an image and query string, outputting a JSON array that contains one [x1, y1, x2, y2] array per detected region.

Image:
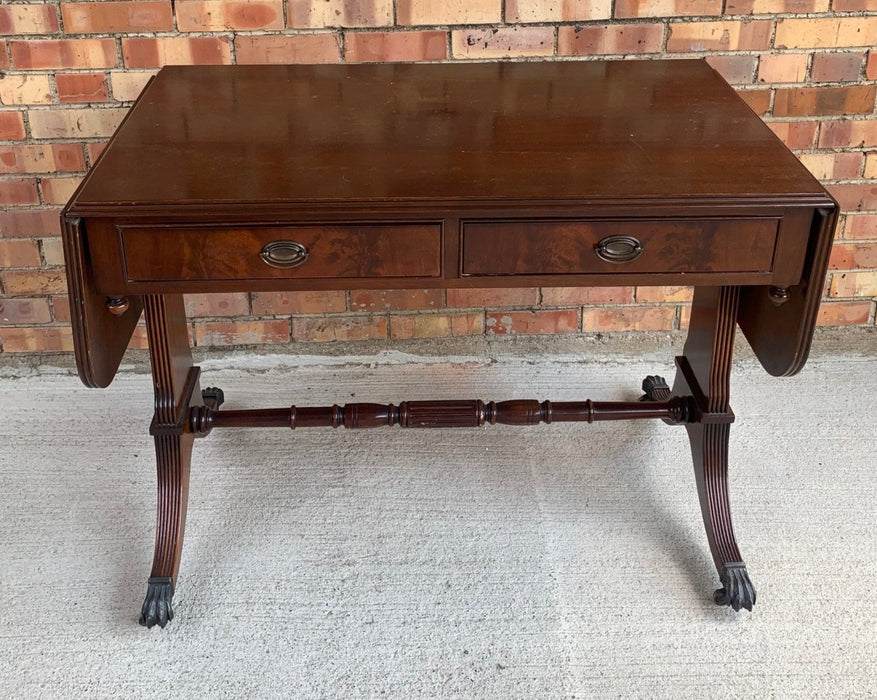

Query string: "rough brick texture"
[[1, 0, 875, 354]]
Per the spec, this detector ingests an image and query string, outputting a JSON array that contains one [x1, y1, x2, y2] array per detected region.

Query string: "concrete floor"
[[1, 330, 875, 698]]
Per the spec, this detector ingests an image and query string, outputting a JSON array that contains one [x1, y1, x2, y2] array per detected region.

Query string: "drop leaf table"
[[61, 60, 837, 628]]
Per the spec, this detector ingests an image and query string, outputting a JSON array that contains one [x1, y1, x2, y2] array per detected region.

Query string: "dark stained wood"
[[139, 294, 203, 629], [189, 397, 692, 434], [60, 216, 143, 388], [68, 61, 826, 210], [121, 223, 442, 283], [461, 218, 779, 277], [739, 207, 839, 376], [672, 286, 756, 611], [60, 60, 839, 625]]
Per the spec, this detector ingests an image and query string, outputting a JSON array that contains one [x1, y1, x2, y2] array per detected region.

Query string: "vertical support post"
[[676, 286, 756, 611], [139, 294, 201, 628]]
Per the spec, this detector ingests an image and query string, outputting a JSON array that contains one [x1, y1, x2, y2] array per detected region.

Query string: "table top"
[[69, 59, 826, 214]]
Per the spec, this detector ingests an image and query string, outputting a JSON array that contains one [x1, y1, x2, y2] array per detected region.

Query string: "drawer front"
[[121, 223, 442, 282], [461, 218, 780, 276]]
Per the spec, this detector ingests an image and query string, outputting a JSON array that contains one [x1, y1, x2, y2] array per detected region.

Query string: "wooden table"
[[62, 60, 837, 628]]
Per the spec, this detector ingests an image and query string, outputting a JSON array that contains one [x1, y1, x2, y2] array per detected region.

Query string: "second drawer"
[[461, 218, 780, 277]]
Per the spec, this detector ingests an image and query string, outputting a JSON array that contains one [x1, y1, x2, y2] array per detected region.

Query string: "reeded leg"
[[675, 286, 756, 611], [685, 422, 755, 611], [139, 294, 201, 628]]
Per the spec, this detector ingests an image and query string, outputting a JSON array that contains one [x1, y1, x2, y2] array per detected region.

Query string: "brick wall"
[[1, 1, 875, 354]]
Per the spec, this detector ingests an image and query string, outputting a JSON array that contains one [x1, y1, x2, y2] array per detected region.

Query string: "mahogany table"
[[62, 60, 837, 628]]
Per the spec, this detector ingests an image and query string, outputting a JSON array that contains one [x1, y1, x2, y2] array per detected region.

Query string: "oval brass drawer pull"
[[260, 240, 309, 268], [595, 235, 643, 263]]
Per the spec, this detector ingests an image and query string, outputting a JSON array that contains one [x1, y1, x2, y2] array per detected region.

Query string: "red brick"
[[828, 183, 877, 212], [0, 298, 52, 325], [40, 177, 81, 205], [541, 287, 634, 305], [0, 144, 86, 174], [122, 37, 231, 68], [185, 293, 250, 317], [10, 39, 117, 70], [87, 142, 107, 163], [1, 269, 67, 295], [831, 0, 876, 9], [0, 179, 40, 205], [51, 295, 70, 323], [289, 0, 393, 28], [194, 319, 290, 346], [558, 24, 664, 55], [705, 54, 757, 85], [775, 18, 877, 50], [0, 4, 61, 34], [766, 120, 817, 150], [867, 52, 877, 81], [818, 119, 877, 149], [758, 53, 808, 84], [583, 306, 676, 331], [667, 20, 772, 52], [0, 41, 8, 70], [829, 271, 877, 298], [452, 27, 554, 59], [829, 243, 877, 270], [816, 301, 872, 326], [844, 214, 877, 239], [233, 34, 340, 64], [397, 0, 499, 26], [390, 312, 484, 339], [0, 112, 26, 140], [774, 86, 876, 117], [291, 316, 388, 342], [251, 290, 347, 314], [40, 237, 65, 266], [635, 286, 694, 303], [0, 209, 61, 238], [446, 288, 538, 308], [507, 0, 611, 21], [0, 326, 73, 352], [56, 73, 109, 103], [738, 89, 771, 115], [176, 1, 283, 31], [811, 52, 865, 83], [0, 74, 54, 104], [61, 2, 173, 33], [799, 152, 863, 180], [345, 30, 447, 63], [615, 0, 721, 17], [726, 0, 828, 11], [0, 239, 41, 267], [350, 289, 442, 311], [486, 309, 579, 335]]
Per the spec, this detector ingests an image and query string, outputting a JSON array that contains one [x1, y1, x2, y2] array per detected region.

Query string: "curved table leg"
[[686, 422, 756, 611], [139, 294, 201, 628], [675, 285, 756, 611]]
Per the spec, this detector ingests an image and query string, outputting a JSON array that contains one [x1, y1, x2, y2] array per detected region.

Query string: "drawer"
[[120, 223, 442, 282], [461, 218, 780, 277]]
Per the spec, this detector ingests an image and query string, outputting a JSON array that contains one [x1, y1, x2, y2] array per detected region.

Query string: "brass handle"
[[260, 240, 309, 269], [595, 235, 643, 263]]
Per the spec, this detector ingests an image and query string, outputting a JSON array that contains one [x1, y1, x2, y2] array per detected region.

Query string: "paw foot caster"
[[714, 562, 756, 612], [139, 577, 175, 628], [640, 375, 670, 402], [202, 387, 224, 410]]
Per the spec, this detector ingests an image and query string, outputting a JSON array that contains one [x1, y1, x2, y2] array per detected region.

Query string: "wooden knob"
[[768, 286, 790, 306], [106, 296, 130, 315]]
